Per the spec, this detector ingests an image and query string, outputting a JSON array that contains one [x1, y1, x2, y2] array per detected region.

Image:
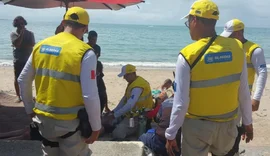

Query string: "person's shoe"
[[15, 96, 22, 103]]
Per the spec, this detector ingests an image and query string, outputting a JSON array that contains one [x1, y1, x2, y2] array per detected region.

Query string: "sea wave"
[[0, 60, 13, 66], [103, 62, 176, 68], [0, 60, 176, 68], [1, 59, 270, 70]]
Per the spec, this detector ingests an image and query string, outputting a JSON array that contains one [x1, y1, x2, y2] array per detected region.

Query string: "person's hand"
[[85, 130, 100, 144], [252, 99, 260, 111], [166, 139, 180, 156], [20, 27, 25, 34], [242, 124, 253, 143]]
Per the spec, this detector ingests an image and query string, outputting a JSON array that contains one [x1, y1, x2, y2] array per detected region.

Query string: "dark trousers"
[[139, 132, 181, 156], [14, 61, 26, 79]]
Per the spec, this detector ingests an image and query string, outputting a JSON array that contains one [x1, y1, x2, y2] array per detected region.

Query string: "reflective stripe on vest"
[[137, 92, 152, 102], [190, 73, 241, 88], [247, 63, 254, 68], [36, 68, 80, 82], [188, 107, 238, 120], [35, 102, 84, 114]]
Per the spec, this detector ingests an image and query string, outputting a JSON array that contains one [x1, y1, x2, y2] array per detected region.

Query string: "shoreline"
[[1, 60, 270, 71], [0, 59, 176, 70]]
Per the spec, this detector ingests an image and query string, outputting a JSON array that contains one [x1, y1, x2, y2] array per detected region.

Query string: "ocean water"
[[1, 19, 270, 68]]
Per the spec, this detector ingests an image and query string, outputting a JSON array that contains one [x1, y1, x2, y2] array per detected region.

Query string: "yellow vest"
[[181, 36, 244, 122], [32, 32, 92, 120], [124, 76, 153, 117], [244, 41, 260, 91]]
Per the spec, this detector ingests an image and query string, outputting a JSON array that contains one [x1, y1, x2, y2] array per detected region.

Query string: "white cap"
[[220, 19, 245, 37]]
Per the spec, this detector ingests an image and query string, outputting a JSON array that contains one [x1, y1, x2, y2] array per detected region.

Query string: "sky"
[[0, 0, 269, 28]]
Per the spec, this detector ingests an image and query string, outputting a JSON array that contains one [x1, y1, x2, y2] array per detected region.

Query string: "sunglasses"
[[185, 20, 189, 28]]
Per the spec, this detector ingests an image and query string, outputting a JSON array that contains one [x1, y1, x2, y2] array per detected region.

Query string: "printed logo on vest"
[[204, 52, 232, 64], [259, 64, 266, 68], [40, 45, 62, 56]]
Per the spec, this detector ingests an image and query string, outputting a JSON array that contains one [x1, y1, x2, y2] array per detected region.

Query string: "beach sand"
[[1, 66, 270, 152], [0, 66, 174, 108]]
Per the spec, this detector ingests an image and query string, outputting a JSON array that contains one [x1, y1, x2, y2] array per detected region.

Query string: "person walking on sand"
[[10, 16, 35, 102], [18, 7, 101, 156], [165, 1, 253, 156], [220, 19, 268, 156]]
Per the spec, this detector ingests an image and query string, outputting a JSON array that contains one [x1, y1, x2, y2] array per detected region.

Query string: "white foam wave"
[[1, 59, 270, 70], [103, 62, 176, 68], [0, 60, 13, 67]]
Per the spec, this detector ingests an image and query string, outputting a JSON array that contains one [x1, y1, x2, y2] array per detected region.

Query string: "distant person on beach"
[[165, 1, 253, 156], [92, 34, 108, 113], [55, 21, 64, 35], [97, 60, 110, 113], [87, 30, 101, 58], [108, 64, 154, 140], [93, 44, 101, 59], [55, 15, 65, 35], [10, 16, 35, 103], [55, 15, 85, 41], [220, 19, 268, 156], [18, 7, 101, 156], [87, 30, 97, 47]]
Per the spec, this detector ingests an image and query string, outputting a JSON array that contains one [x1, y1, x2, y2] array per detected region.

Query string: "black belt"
[[30, 122, 79, 148], [30, 108, 92, 148]]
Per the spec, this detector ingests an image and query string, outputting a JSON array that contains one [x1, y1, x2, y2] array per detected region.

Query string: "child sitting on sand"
[[152, 79, 173, 99]]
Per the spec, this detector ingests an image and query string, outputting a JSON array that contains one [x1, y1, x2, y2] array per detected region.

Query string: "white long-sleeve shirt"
[[113, 88, 143, 118], [251, 48, 267, 101], [165, 54, 253, 140], [17, 50, 101, 131]]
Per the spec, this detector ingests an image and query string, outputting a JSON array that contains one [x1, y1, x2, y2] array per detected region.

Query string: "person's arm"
[[31, 32, 36, 46], [11, 29, 25, 48], [113, 88, 143, 118], [239, 55, 253, 125], [10, 32, 18, 47], [80, 50, 101, 131], [99, 78, 108, 108], [17, 54, 36, 115], [112, 96, 126, 112], [239, 53, 254, 143], [251, 48, 267, 101], [165, 54, 190, 140]]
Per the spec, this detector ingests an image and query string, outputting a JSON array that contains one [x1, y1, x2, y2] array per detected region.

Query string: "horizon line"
[[0, 18, 269, 29]]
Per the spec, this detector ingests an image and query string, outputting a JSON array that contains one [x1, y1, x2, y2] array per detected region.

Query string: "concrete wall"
[[0, 140, 147, 156]]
